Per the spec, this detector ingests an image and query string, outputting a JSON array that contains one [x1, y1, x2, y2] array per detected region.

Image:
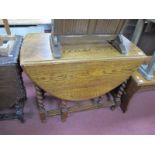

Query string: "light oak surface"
[[20, 33, 148, 101], [132, 70, 155, 86]]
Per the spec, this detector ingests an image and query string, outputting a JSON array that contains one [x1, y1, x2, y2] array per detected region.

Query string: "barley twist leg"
[[35, 85, 46, 121], [59, 100, 68, 122]]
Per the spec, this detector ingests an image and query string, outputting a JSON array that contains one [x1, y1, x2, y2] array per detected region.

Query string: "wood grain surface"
[[0, 66, 17, 109], [132, 70, 155, 86], [20, 33, 148, 101], [54, 19, 125, 35]]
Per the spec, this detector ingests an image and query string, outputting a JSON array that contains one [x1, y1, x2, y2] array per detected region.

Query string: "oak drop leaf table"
[[20, 33, 148, 121]]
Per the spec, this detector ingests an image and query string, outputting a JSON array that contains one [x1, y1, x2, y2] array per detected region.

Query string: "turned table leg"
[[35, 85, 46, 121], [59, 100, 68, 122], [120, 78, 140, 113]]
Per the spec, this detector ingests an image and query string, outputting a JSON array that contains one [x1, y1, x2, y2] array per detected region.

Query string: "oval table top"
[[20, 33, 148, 101]]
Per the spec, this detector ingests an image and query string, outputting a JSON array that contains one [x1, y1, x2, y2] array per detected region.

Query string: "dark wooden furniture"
[[120, 70, 155, 112], [20, 19, 148, 122], [0, 35, 26, 122], [121, 20, 155, 113]]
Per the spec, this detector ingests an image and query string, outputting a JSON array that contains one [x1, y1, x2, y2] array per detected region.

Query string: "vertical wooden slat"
[[2, 19, 11, 35], [87, 19, 97, 34], [115, 19, 126, 34], [54, 19, 125, 35], [132, 19, 144, 44]]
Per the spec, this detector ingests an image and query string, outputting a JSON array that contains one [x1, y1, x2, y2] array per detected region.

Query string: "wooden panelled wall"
[[54, 19, 125, 35]]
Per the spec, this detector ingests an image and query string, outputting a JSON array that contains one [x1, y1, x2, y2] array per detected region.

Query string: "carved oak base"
[[0, 35, 27, 122], [0, 99, 26, 122], [34, 77, 133, 122], [35, 84, 117, 122]]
